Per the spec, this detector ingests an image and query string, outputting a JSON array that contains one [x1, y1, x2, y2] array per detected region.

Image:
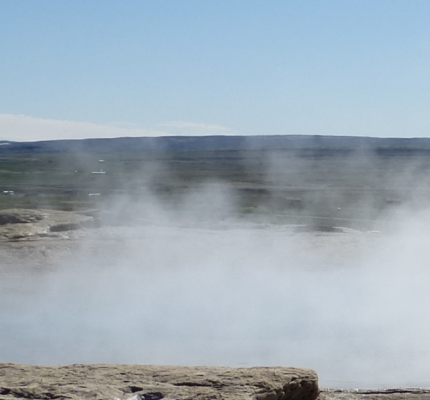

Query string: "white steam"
[[1, 158, 430, 389]]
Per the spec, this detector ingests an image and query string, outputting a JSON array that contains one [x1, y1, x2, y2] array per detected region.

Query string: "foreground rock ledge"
[[0, 364, 319, 400]]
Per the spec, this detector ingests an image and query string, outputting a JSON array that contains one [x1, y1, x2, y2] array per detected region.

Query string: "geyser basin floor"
[[1, 221, 430, 389]]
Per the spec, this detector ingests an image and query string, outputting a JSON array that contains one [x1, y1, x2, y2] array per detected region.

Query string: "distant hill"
[[1, 135, 430, 155]]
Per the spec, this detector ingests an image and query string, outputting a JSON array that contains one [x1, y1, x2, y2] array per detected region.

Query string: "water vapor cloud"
[[2, 148, 430, 390]]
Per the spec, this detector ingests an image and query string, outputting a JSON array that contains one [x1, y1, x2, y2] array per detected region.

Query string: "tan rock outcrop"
[[0, 209, 95, 241], [0, 364, 319, 400]]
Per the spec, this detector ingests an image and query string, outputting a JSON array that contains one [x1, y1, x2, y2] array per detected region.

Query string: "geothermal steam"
[[1, 159, 430, 389]]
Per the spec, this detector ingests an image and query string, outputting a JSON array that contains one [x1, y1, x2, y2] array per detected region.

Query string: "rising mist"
[[1, 150, 430, 389]]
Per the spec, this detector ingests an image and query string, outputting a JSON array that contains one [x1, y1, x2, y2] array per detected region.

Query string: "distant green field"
[[1, 149, 430, 228]]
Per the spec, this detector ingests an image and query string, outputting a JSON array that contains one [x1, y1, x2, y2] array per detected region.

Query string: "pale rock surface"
[[0, 209, 95, 241], [0, 364, 319, 400], [320, 389, 430, 400]]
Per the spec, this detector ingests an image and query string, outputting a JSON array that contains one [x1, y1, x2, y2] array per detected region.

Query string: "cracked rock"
[[0, 364, 319, 400]]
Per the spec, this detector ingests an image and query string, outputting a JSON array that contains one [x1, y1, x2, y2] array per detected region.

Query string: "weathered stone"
[[320, 389, 430, 400], [0, 363, 319, 400], [0, 209, 95, 241], [0, 209, 46, 225]]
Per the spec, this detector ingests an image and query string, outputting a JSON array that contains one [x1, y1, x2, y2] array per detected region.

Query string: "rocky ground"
[[0, 363, 318, 400], [0, 208, 98, 275], [0, 209, 96, 242], [320, 390, 430, 400], [1, 363, 429, 400]]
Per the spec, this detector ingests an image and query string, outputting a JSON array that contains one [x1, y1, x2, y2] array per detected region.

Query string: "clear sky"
[[1, 0, 430, 141]]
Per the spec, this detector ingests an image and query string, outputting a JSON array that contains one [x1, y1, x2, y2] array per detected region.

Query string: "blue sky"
[[1, 0, 430, 140]]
